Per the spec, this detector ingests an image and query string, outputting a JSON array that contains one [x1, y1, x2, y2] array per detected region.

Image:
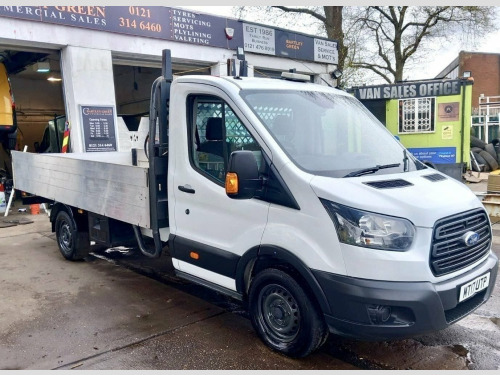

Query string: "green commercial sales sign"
[[0, 6, 339, 64]]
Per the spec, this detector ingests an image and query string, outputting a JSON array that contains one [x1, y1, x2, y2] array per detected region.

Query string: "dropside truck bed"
[[12, 151, 150, 228]]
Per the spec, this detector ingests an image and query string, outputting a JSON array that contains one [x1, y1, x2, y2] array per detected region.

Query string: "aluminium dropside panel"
[[12, 151, 151, 228]]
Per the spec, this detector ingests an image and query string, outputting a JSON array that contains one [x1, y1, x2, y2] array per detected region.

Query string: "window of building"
[[398, 97, 436, 133]]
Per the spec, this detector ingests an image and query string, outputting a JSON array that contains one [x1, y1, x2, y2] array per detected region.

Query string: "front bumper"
[[312, 252, 498, 341]]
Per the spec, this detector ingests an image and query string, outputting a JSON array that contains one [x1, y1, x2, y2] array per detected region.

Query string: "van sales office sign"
[[353, 80, 462, 100], [0, 6, 339, 65]]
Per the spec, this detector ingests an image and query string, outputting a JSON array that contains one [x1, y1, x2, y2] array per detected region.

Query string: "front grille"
[[431, 209, 491, 276], [364, 179, 413, 189]]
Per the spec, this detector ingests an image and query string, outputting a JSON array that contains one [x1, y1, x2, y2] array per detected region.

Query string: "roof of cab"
[[174, 75, 350, 97]]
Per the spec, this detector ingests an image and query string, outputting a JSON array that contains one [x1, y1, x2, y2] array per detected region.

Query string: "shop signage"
[[313, 38, 338, 64], [407, 147, 456, 164], [353, 80, 462, 100], [438, 102, 460, 122], [80, 105, 117, 152], [441, 125, 454, 140], [243, 23, 275, 55], [0, 6, 338, 64]]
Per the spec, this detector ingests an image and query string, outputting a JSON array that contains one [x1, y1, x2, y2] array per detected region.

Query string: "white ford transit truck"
[[12, 50, 498, 358]]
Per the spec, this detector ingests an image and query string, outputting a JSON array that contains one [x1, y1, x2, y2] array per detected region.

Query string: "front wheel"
[[55, 210, 89, 261], [248, 268, 328, 358]]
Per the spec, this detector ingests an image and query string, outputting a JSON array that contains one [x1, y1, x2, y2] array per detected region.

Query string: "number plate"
[[458, 272, 490, 303]]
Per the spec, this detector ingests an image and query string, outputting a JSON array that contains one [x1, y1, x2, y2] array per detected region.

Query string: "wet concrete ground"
[[0, 182, 499, 370], [0, 207, 356, 370]]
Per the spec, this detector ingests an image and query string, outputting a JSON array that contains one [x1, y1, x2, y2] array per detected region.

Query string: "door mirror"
[[225, 150, 261, 199]]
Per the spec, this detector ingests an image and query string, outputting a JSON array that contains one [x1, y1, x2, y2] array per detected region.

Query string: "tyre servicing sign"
[[0, 6, 338, 64]]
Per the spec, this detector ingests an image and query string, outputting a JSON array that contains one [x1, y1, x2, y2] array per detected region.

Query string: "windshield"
[[241, 89, 420, 178]]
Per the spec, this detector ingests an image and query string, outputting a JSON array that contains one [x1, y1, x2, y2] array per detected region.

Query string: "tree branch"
[[402, 9, 448, 60], [372, 6, 397, 26], [272, 6, 326, 23], [350, 62, 393, 84]]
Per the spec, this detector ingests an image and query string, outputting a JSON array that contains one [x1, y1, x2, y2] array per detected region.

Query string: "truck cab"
[[12, 60, 498, 359], [167, 75, 497, 356]]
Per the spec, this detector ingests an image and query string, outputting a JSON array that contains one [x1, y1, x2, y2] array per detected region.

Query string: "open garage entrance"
[[112, 59, 210, 152], [0, 47, 65, 180]]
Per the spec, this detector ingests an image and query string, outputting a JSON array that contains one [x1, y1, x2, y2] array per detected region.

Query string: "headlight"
[[320, 199, 415, 251]]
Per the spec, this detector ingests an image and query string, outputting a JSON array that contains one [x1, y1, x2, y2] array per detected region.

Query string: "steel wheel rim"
[[59, 221, 72, 253], [258, 283, 300, 343]]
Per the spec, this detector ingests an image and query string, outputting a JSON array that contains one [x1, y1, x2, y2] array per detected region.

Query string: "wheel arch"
[[50, 203, 88, 233], [235, 245, 331, 315]]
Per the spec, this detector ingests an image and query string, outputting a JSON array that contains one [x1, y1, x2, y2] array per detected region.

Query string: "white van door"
[[171, 92, 269, 291]]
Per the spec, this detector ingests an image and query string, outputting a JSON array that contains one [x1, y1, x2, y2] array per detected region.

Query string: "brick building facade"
[[436, 51, 500, 113]]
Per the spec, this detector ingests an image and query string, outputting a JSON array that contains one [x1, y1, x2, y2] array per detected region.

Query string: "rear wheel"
[[248, 268, 328, 358], [55, 210, 90, 260]]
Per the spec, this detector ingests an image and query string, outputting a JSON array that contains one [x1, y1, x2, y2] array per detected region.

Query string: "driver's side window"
[[189, 95, 262, 184]]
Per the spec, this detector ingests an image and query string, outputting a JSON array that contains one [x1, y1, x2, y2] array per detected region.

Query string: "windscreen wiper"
[[343, 163, 401, 178]]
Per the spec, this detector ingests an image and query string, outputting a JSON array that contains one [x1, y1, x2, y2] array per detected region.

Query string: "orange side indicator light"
[[225, 172, 239, 194], [190, 252, 199, 260]]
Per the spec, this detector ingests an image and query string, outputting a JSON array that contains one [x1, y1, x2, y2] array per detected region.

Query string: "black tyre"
[[470, 135, 487, 149], [248, 268, 328, 358], [484, 143, 498, 162], [55, 210, 90, 261], [472, 151, 489, 171], [471, 147, 483, 154], [479, 150, 499, 171]]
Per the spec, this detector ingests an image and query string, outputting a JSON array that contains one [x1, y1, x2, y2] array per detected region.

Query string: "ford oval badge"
[[463, 231, 480, 247]]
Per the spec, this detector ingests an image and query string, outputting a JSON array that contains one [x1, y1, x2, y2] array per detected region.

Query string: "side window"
[[189, 96, 262, 184]]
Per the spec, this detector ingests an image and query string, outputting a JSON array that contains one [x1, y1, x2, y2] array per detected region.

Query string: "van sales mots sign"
[[353, 80, 462, 100]]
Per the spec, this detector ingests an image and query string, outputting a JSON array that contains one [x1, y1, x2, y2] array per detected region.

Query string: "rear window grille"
[[364, 179, 413, 189], [423, 173, 447, 182], [431, 209, 491, 276]]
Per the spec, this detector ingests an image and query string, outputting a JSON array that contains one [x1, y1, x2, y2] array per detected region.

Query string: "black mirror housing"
[[226, 150, 261, 199]]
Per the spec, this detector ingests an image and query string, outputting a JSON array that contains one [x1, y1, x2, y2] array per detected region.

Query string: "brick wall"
[[459, 51, 500, 110]]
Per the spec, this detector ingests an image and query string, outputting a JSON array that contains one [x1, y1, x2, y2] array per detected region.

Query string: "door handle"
[[178, 185, 195, 194]]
